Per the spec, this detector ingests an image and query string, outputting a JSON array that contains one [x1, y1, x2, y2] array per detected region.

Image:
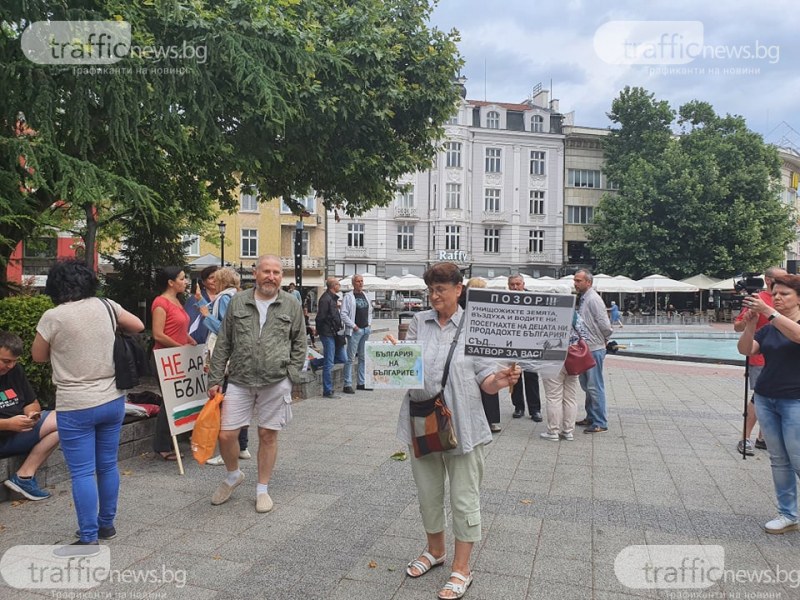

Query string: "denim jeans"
[[754, 394, 800, 520], [579, 349, 607, 429], [310, 335, 348, 395], [57, 396, 125, 542], [344, 327, 371, 387]]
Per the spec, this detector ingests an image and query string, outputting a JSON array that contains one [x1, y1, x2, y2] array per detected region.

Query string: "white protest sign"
[[464, 288, 575, 376], [153, 345, 208, 436], [364, 342, 424, 389]]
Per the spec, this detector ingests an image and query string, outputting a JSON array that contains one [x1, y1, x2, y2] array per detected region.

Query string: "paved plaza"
[[1, 337, 799, 599]]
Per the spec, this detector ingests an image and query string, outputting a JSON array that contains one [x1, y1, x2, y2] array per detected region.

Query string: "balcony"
[[344, 247, 369, 258], [527, 252, 557, 265], [393, 206, 419, 220], [280, 256, 324, 269], [481, 211, 508, 223]]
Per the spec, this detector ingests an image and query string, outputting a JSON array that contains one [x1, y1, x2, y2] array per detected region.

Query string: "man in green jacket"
[[207, 254, 307, 513]]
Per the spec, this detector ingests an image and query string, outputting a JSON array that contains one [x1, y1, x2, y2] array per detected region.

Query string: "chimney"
[[533, 89, 549, 108], [549, 99, 559, 112]]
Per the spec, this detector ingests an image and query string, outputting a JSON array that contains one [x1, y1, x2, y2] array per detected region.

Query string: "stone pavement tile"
[[643, 530, 701, 546], [368, 535, 429, 561], [105, 542, 161, 571], [473, 548, 535, 577], [699, 538, 772, 572], [592, 526, 647, 564], [755, 540, 800, 567], [154, 583, 219, 600], [114, 524, 196, 550], [343, 553, 407, 585], [329, 579, 403, 600], [461, 572, 529, 600], [594, 592, 650, 600], [490, 514, 543, 536], [536, 520, 592, 562], [525, 580, 592, 600], [160, 529, 236, 558], [532, 554, 592, 587], [593, 562, 659, 598], [286, 491, 341, 510], [126, 550, 252, 594]]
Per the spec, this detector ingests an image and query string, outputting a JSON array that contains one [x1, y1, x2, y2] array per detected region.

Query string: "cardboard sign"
[[464, 288, 575, 376], [364, 342, 424, 389], [153, 345, 208, 435]]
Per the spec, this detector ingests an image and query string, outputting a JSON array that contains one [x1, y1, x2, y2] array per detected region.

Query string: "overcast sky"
[[429, 0, 800, 147]]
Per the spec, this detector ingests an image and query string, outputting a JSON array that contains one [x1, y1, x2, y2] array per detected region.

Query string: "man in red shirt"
[[733, 267, 786, 455]]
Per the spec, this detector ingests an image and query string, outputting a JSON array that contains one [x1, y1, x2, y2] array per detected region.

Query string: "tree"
[[0, 0, 462, 291], [589, 87, 793, 279]]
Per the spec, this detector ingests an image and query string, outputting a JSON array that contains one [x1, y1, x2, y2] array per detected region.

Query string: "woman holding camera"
[[386, 262, 520, 600], [737, 274, 800, 534]]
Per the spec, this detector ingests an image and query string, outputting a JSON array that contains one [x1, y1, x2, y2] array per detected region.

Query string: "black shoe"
[[357, 384, 371, 391], [512, 410, 524, 419], [755, 438, 767, 450], [575, 418, 592, 427], [323, 392, 341, 399], [583, 425, 608, 434], [531, 411, 543, 422], [53, 541, 100, 558], [343, 386, 355, 394], [75, 526, 116, 540]]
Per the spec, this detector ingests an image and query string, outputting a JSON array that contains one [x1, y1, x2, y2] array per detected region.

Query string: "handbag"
[[334, 332, 346, 349], [409, 316, 464, 458], [100, 298, 148, 389], [564, 327, 596, 376], [191, 377, 226, 465]]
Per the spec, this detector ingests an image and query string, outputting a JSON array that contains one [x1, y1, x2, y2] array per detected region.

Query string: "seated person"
[[0, 331, 59, 500]]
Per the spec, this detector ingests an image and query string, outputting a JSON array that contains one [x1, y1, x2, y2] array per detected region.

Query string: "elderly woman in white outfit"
[[386, 262, 520, 600]]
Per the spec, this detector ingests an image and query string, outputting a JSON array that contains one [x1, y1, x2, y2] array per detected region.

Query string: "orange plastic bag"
[[191, 386, 224, 465]]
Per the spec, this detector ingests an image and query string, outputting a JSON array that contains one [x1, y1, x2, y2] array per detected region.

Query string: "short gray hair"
[[574, 269, 594, 283]]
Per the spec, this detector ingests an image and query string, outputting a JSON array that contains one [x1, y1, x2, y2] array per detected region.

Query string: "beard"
[[256, 281, 278, 298]]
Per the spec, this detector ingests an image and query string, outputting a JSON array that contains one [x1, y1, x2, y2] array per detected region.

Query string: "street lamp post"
[[294, 220, 304, 299], [217, 220, 226, 267]]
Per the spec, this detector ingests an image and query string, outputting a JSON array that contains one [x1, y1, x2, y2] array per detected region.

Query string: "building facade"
[[328, 87, 566, 279]]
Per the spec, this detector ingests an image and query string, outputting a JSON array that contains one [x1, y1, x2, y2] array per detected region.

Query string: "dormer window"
[[487, 111, 500, 129], [531, 115, 544, 133]]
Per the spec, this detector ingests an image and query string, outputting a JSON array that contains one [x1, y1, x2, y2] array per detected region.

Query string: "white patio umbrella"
[[592, 274, 644, 293], [707, 275, 766, 291], [636, 274, 699, 319], [338, 272, 391, 292], [393, 273, 427, 291], [681, 274, 722, 312]]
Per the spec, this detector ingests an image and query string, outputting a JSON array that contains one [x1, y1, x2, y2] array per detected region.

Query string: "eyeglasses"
[[427, 285, 458, 296]]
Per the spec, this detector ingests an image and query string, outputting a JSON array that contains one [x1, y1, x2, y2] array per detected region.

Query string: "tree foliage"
[[589, 87, 793, 279], [0, 0, 462, 289]]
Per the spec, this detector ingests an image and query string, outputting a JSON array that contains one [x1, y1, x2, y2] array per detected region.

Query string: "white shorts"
[[221, 379, 293, 431]]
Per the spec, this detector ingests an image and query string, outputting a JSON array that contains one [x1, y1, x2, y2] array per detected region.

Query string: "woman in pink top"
[[151, 266, 195, 459]]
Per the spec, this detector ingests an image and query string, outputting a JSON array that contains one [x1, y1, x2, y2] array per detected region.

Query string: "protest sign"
[[365, 342, 424, 389], [153, 345, 208, 474], [464, 288, 575, 376]]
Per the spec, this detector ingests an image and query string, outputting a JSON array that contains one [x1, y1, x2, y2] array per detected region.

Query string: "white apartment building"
[[327, 85, 566, 279]]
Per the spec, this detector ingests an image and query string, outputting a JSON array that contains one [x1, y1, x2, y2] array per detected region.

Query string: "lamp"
[[217, 221, 226, 267], [294, 220, 304, 296]]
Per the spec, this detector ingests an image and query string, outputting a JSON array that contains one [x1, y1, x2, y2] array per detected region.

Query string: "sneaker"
[[540, 431, 559, 441], [239, 449, 252, 460], [764, 515, 799, 534], [490, 424, 502, 433], [559, 432, 574, 441], [4, 474, 50, 501], [583, 425, 608, 434], [737, 439, 755, 456], [75, 526, 116, 540], [357, 384, 372, 391], [256, 492, 274, 513], [206, 455, 225, 466], [343, 386, 355, 394], [323, 392, 341, 399], [211, 472, 245, 505], [53, 541, 100, 558], [755, 438, 767, 450], [575, 418, 592, 427]]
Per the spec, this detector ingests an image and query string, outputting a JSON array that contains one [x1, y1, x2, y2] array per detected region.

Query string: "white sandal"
[[406, 550, 446, 578], [437, 571, 473, 600]]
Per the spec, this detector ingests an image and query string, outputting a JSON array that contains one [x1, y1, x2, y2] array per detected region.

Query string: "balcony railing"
[[481, 211, 508, 223], [393, 206, 419, 219], [527, 252, 557, 264], [344, 247, 369, 258], [280, 256, 324, 269]]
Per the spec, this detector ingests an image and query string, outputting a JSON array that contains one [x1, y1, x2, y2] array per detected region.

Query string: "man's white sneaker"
[[765, 515, 799, 534], [206, 455, 225, 466], [256, 492, 274, 513], [239, 449, 252, 460], [540, 431, 559, 441], [559, 432, 574, 441]]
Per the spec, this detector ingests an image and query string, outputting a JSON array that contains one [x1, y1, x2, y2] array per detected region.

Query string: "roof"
[[467, 99, 536, 112]]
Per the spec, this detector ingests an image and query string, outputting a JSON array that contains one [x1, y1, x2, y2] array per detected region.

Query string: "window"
[[445, 225, 460, 250], [299, 230, 309, 256], [484, 228, 500, 253], [566, 205, 595, 224], [445, 183, 461, 209], [397, 225, 415, 250], [487, 111, 500, 129], [396, 188, 415, 208], [445, 142, 462, 168], [241, 229, 258, 258], [182, 234, 200, 256], [529, 190, 545, 215], [607, 179, 620, 190], [23, 237, 57, 259], [485, 147, 501, 173], [240, 186, 258, 212], [568, 169, 601, 188], [484, 188, 501, 212], [531, 115, 544, 132], [446, 113, 458, 125], [347, 223, 365, 248], [530, 151, 546, 176], [281, 192, 316, 214], [529, 230, 544, 253]]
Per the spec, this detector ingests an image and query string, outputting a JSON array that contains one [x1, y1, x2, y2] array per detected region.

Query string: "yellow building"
[[190, 186, 327, 293]]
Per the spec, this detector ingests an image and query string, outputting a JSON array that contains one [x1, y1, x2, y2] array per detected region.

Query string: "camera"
[[734, 273, 765, 295]]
